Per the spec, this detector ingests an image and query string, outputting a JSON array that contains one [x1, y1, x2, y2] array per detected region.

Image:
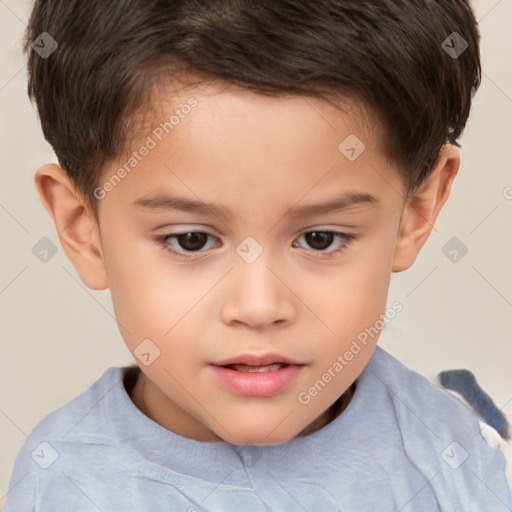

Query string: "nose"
[[220, 250, 296, 330]]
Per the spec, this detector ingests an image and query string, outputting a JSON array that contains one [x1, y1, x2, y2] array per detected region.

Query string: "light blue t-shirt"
[[5, 346, 511, 511]]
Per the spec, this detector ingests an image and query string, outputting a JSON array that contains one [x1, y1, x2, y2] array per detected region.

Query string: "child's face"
[[91, 82, 406, 444], [49, 81, 456, 445]]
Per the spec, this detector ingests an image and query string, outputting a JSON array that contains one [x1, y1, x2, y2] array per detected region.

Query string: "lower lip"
[[209, 364, 304, 397]]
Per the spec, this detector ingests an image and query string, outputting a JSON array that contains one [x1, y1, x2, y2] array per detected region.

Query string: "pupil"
[[178, 232, 207, 251], [306, 231, 333, 250]]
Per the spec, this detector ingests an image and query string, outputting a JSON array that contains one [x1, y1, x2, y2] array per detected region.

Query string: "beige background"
[[1, 0, 511, 506]]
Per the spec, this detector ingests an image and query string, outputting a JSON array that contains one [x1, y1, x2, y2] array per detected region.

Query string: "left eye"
[[155, 230, 354, 259], [292, 231, 353, 255]]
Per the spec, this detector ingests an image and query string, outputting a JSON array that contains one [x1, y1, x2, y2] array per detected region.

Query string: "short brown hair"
[[23, 0, 481, 221]]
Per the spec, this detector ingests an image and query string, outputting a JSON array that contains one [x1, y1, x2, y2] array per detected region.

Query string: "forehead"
[[128, 76, 382, 160], [97, 78, 403, 220]]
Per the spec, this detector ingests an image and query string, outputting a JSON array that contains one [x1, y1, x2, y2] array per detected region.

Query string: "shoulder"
[[5, 366, 130, 510], [367, 346, 500, 439], [366, 346, 495, 439], [29, 366, 125, 443], [363, 346, 512, 508]]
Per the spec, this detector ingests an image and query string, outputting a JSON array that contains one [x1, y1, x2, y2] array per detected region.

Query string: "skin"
[[34, 81, 459, 445]]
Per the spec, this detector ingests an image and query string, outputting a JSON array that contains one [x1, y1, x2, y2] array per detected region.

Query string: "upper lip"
[[210, 353, 305, 367]]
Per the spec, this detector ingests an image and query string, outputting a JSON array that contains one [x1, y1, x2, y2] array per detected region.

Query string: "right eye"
[[154, 231, 221, 259]]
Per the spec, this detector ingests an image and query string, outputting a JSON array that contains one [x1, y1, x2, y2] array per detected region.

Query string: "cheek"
[[103, 234, 219, 356], [305, 229, 395, 344], [101, 234, 179, 345], [350, 223, 396, 302]]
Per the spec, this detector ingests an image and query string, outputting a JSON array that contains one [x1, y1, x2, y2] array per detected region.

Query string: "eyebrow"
[[132, 191, 379, 220]]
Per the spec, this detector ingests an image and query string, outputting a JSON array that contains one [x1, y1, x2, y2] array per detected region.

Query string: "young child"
[[6, 0, 511, 510]]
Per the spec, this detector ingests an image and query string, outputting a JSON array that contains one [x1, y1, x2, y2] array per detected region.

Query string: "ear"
[[34, 163, 109, 290], [392, 144, 460, 272]]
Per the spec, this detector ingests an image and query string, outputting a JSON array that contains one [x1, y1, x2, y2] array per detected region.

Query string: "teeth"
[[231, 363, 286, 372]]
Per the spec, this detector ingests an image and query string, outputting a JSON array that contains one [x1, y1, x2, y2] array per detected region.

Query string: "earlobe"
[[34, 164, 109, 290], [392, 144, 460, 272]]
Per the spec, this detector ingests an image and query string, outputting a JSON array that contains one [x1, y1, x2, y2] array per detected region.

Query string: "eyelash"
[[154, 230, 355, 260]]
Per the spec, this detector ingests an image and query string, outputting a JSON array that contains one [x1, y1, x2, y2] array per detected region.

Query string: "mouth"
[[210, 359, 306, 397], [210, 352, 305, 368], [221, 362, 291, 373]]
